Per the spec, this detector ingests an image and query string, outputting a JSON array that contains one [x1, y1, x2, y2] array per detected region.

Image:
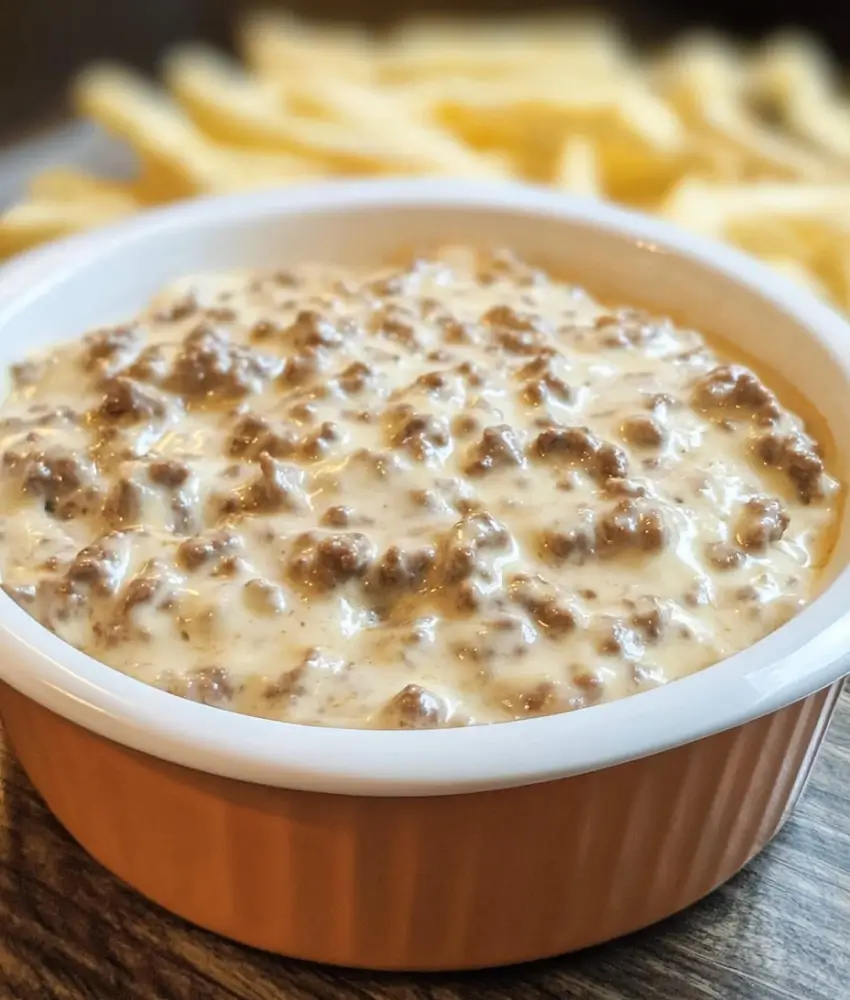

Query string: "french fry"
[[73, 64, 319, 200], [660, 178, 850, 235], [0, 194, 139, 258], [748, 31, 839, 113], [163, 45, 493, 177], [749, 32, 850, 164], [654, 33, 846, 181], [409, 76, 684, 168], [553, 136, 602, 197], [380, 16, 629, 82], [265, 75, 507, 178], [27, 167, 139, 204], [238, 10, 376, 83]]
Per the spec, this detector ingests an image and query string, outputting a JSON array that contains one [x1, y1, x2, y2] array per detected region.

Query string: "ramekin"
[[0, 180, 848, 970]]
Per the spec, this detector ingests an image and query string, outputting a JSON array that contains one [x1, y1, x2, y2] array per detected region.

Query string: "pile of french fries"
[[3, 11, 850, 308]]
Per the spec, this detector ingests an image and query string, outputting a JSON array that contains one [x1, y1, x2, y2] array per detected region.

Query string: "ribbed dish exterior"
[[0, 680, 841, 970]]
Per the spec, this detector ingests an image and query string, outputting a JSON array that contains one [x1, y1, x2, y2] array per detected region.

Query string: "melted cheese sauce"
[[0, 247, 840, 728]]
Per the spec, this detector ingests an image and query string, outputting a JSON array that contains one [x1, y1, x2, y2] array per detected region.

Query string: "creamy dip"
[[0, 247, 840, 728]]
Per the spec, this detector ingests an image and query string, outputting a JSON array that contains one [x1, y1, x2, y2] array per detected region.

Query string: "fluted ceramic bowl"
[[0, 180, 848, 970]]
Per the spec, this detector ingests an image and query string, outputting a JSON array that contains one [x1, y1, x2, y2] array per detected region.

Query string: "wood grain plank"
[[1, 686, 848, 1000]]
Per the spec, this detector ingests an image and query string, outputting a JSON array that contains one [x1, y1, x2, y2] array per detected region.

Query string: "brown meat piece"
[[753, 431, 826, 503], [620, 414, 666, 448], [464, 424, 525, 476], [443, 511, 510, 583], [102, 478, 142, 528], [280, 351, 324, 388], [228, 413, 297, 461], [452, 612, 535, 664], [95, 376, 169, 422], [264, 666, 305, 702], [372, 305, 422, 351], [509, 574, 577, 634], [482, 305, 547, 354], [153, 292, 198, 323], [596, 500, 667, 554], [321, 505, 352, 527], [602, 477, 647, 498], [177, 529, 242, 571], [512, 681, 564, 716], [441, 512, 509, 609], [691, 365, 780, 424], [64, 532, 130, 596], [248, 319, 281, 342], [148, 459, 191, 488], [522, 373, 572, 405], [378, 684, 447, 729], [167, 324, 278, 399], [300, 421, 342, 461], [285, 309, 344, 350], [705, 541, 745, 571], [389, 406, 450, 461], [452, 414, 480, 438], [145, 459, 196, 534], [593, 309, 661, 349], [534, 425, 629, 483], [10, 359, 46, 388], [441, 317, 480, 345], [120, 559, 171, 615], [597, 621, 641, 657], [289, 531, 375, 590], [81, 325, 141, 375], [455, 360, 486, 387], [541, 509, 597, 565], [630, 598, 668, 641], [182, 666, 235, 707], [367, 544, 436, 594], [223, 453, 308, 515], [7, 444, 99, 518], [126, 344, 169, 384], [415, 370, 449, 393], [0, 406, 78, 434], [735, 495, 790, 550], [336, 361, 375, 394], [517, 356, 572, 405]]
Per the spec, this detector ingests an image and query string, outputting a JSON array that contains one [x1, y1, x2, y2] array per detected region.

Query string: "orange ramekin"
[[0, 181, 848, 970]]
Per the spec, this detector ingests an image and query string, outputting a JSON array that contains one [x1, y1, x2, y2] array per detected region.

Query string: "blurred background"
[[1, 1, 848, 137], [4, 0, 850, 289]]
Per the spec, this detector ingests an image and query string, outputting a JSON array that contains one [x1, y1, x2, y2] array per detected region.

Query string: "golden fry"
[[0, 194, 139, 258], [271, 76, 506, 178], [27, 167, 139, 204], [661, 178, 850, 234], [748, 32, 850, 164], [164, 45, 491, 177], [73, 64, 319, 199], [238, 10, 376, 82], [553, 136, 602, 197], [380, 16, 628, 82], [654, 32, 846, 181]]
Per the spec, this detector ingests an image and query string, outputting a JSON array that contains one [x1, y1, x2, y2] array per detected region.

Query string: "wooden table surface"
[[0, 685, 847, 1000]]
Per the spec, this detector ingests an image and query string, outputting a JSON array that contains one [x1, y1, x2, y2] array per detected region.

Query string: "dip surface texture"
[[0, 248, 839, 728]]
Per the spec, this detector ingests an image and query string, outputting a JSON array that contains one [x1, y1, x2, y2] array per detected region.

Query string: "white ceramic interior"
[[0, 178, 848, 796]]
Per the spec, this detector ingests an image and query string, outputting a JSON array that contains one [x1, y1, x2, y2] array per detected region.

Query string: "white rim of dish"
[[0, 178, 848, 798]]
